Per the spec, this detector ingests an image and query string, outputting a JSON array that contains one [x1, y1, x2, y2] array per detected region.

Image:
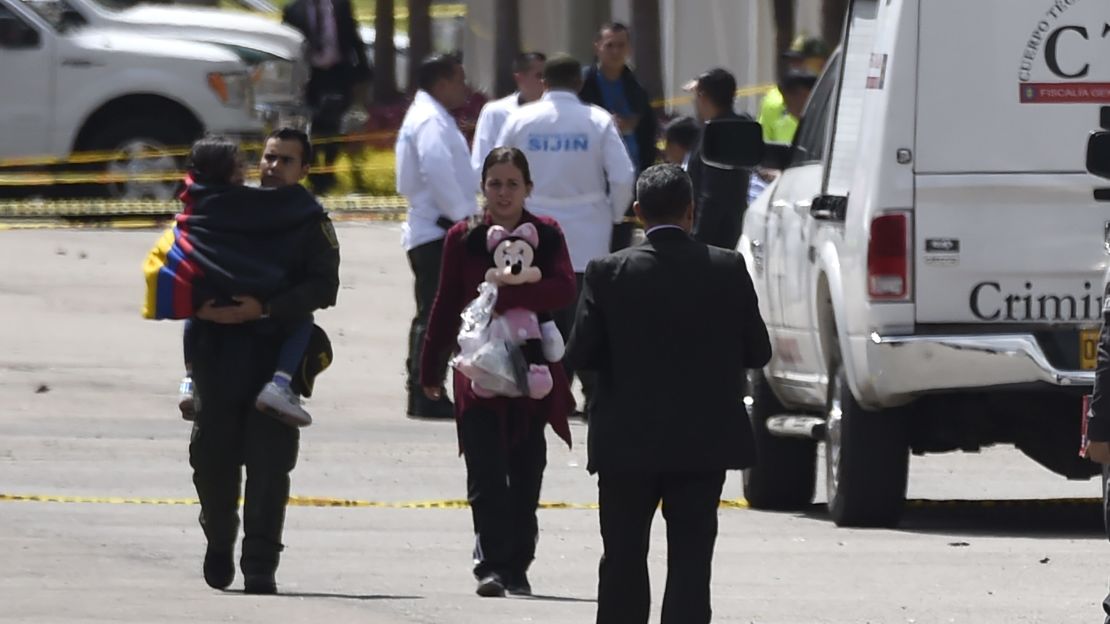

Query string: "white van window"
[[18, 0, 83, 31], [825, 0, 878, 196], [790, 53, 840, 167], [0, 3, 40, 48]]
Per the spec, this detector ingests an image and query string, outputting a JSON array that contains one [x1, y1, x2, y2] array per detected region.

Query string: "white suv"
[[0, 0, 306, 199]]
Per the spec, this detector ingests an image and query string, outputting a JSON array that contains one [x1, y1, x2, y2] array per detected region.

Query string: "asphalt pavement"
[[1, 222, 1108, 623]]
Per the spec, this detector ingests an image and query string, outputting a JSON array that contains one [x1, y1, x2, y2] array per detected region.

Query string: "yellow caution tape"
[[0, 491, 1101, 510], [355, 2, 467, 22], [0, 492, 750, 511], [0, 161, 397, 187], [0, 81, 775, 172], [0, 198, 646, 228], [0, 195, 408, 218], [0, 211, 410, 230], [0, 131, 398, 170], [0, 172, 187, 187], [651, 83, 776, 110]]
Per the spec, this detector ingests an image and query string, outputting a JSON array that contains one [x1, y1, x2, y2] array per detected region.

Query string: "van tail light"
[[868, 212, 912, 301]]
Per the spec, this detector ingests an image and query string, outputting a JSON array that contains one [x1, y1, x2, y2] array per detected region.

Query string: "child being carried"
[[143, 136, 328, 427]]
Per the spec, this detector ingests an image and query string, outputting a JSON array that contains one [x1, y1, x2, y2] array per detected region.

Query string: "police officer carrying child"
[[188, 128, 340, 595]]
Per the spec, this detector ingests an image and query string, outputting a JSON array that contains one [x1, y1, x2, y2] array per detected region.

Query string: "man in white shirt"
[[496, 54, 635, 417], [395, 53, 477, 419], [470, 52, 546, 175]]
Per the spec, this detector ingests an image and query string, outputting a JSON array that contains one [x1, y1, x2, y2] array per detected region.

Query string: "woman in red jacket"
[[419, 147, 577, 598]]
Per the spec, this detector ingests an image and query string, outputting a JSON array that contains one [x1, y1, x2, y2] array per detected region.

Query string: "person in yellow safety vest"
[[769, 70, 817, 142], [750, 68, 818, 206], [757, 35, 828, 143]]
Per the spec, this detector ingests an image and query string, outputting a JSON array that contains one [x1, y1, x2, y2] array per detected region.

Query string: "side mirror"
[[763, 142, 792, 171], [810, 194, 847, 221], [1089, 131, 1110, 179], [700, 118, 764, 169]]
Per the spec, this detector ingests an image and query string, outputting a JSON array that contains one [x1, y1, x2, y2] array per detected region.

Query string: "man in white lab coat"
[[496, 54, 636, 417], [470, 51, 546, 174], [395, 53, 478, 419]]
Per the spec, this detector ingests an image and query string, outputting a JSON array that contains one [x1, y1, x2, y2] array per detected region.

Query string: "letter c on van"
[[970, 282, 1002, 321]]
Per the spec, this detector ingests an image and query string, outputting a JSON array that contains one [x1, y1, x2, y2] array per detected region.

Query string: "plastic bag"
[[450, 282, 526, 397]]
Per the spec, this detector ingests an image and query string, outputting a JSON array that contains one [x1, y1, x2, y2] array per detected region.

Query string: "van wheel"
[[742, 369, 817, 510], [825, 364, 909, 527]]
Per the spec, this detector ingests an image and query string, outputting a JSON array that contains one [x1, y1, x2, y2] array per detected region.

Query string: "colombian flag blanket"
[[141, 176, 324, 320]]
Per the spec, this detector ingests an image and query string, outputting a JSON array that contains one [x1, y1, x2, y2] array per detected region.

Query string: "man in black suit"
[[282, 0, 371, 194], [684, 67, 752, 250], [565, 163, 772, 624]]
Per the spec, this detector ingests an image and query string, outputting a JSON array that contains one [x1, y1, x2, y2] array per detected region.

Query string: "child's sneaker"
[[255, 382, 312, 427], [179, 377, 196, 421]]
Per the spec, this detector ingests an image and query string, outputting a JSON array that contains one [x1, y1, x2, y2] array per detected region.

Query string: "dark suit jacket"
[[579, 64, 659, 174], [565, 227, 772, 474], [283, 0, 370, 82], [688, 110, 752, 250]]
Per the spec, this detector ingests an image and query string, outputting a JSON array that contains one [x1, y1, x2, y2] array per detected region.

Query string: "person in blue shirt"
[[580, 21, 659, 252]]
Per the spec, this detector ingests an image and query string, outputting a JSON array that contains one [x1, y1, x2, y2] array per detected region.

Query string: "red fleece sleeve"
[[493, 222, 577, 314], [419, 225, 468, 388]]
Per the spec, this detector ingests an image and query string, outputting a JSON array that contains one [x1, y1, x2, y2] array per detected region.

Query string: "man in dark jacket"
[[283, 0, 371, 194], [187, 128, 340, 595], [685, 67, 752, 250], [1084, 284, 1110, 623], [579, 21, 659, 252], [565, 164, 771, 624]]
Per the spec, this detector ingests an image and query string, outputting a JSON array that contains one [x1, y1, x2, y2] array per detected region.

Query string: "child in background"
[[662, 116, 699, 167]]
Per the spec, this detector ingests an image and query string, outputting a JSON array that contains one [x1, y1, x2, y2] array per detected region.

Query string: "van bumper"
[[853, 332, 1093, 404]]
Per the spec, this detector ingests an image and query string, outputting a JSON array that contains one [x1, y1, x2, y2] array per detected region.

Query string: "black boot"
[[505, 571, 532, 597], [476, 572, 506, 598], [241, 545, 279, 595], [203, 546, 234, 591], [243, 573, 277, 595]]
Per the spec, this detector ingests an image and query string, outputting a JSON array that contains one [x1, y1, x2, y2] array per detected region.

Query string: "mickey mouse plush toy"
[[478, 223, 566, 399]]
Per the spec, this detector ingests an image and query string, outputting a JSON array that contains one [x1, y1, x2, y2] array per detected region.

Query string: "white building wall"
[[464, 0, 829, 114]]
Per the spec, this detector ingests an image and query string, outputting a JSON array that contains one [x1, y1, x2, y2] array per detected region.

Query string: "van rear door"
[[913, 0, 1110, 368]]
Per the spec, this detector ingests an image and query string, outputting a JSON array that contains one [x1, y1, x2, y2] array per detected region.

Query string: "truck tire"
[[80, 117, 195, 200], [741, 369, 817, 510], [825, 364, 909, 527]]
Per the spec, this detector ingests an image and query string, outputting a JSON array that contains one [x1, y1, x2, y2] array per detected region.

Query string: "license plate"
[[1081, 328, 1100, 370]]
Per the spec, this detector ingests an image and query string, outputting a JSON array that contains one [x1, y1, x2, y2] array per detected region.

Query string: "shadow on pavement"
[[795, 499, 1106, 539], [520, 593, 596, 604], [237, 591, 425, 601]]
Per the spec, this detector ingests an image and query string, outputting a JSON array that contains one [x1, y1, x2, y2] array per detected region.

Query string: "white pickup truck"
[[704, 0, 1110, 527], [0, 0, 307, 199]]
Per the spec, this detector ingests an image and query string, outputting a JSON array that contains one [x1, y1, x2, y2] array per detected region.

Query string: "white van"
[[704, 0, 1110, 526]]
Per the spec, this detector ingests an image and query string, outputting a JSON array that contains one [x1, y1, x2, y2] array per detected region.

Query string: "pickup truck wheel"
[[825, 366, 909, 527], [741, 369, 817, 510], [82, 118, 194, 200]]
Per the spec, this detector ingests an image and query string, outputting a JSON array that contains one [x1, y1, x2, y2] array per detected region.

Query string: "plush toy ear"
[[512, 223, 539, 249], [487, 225, 509, 252]]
